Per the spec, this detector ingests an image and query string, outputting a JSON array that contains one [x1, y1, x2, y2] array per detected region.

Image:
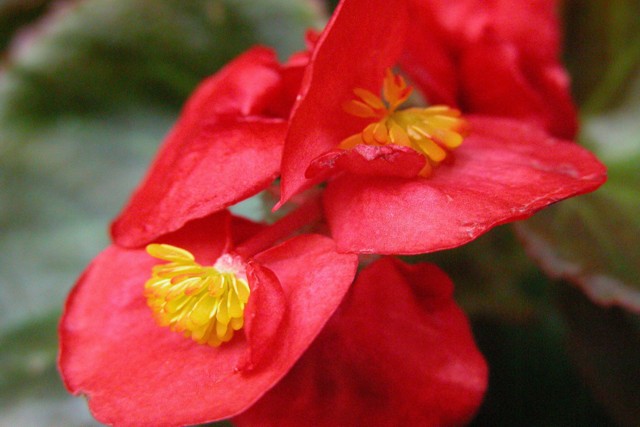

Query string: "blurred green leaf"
[[516, 71, 640, 312], [0, 0, 323, 133], [0, 110, 174, 328], [0, 0, 51, 50], [563, 0, 640, 111], [558, 284, 640, 427], [0, 310, 102, 426], [0, 310, 60, 400], [412, 225, 543, 322], [469, 311, 615, 427]]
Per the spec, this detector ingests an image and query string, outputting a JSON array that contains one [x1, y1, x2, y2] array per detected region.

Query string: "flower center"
[[145, 244, 250, 347], [340, 69, 467, 177]]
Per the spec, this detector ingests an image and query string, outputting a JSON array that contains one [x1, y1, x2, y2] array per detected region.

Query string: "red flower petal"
[[254, 234, 358, 359], [324, 117, 607, 254], [112, 118, 287, 248], [231, 215, 269, 247], [278, 0, 409, 206], [423, 0, 561, 62], [235, 257, 488, 426], [400, 1, 459, 106], [59, 222, 357, 426], [237, 261, 287, 371], [402, 0, 576, 138], [459, 39, 577, 139], [112, 47, 288, 248], [306, 145, 426, 179]]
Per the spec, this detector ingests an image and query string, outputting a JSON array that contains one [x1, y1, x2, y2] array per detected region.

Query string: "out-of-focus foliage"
[[0, 0, 323, 425], [469, 311, 616, 427], [0, 0, 52, 50], [558, 285, 640, 427], [518, 0, 640, 312], [562, 0, 640, 112], [516, 2, 640, 425]]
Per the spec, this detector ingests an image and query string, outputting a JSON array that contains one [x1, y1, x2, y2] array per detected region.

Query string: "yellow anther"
[[340, 69, 468, 177], [145, 244, 250, 347]]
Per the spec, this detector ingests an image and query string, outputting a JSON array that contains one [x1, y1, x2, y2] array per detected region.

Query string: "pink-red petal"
[[112, 117, 287, 248], [59, 224, 357, 426], [235, 257, 488, 426], [237, 261, 287, 371], [324, 117, 606, 254], [306, 145, 426, 179], [422, 0, 561, 62], [278, 0, 409, 206], [254, 234, 359, 364], [403, 0, 576, 138], [400, 1, 459, 106], [459, 39, 577, 139], [112, 47, 289, 248]]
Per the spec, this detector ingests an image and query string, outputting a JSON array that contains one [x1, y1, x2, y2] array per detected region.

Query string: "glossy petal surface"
[[235, 257, 488, 426], [60, 215, 358, 427], [324, 117, 606, 254], [112, 47, 287, 247], [306, 145, 426, 179], [403, 0, 576, 138], [423, 0, 561, 60], [278, 0, 408, 205], [459, 39, 577, 139]]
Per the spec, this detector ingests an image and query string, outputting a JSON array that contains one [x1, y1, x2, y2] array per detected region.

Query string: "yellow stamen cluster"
[[340, 69, 467, 177], [144, 244, 250, 347]]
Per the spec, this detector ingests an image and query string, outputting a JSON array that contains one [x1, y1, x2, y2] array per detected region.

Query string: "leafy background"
[[0, 0, 637, 426]]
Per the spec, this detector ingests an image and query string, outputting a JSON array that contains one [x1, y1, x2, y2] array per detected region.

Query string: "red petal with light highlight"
[[59, 219, 357, 426], [235, 257, 488, 427], [278, 0, 409, 206], [422, 0, 561, 61], [403, 0, 576, 138], [306, 145, 426, 179], [112, 47, 288, 248], [112, 118, 286, 248], [237, 261, 286, 371], [324, 117, 606, 254], [459, 39, 577, 139], [400, 1, 458, 106]]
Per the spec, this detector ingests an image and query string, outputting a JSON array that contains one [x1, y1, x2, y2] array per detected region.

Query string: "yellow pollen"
[[340, 69, 468, 177], [144, 244, 250, 347]]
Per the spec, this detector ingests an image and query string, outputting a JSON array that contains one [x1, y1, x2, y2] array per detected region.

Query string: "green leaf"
[[0, 310, 102, 426], [469, 310, 615, 427], [516, 71, 640, 312], [563, 0, 640, 112], [0, 0, 323, 134], [557, 284, 640, 426], [0, 311, 60, 400], [411, 225, 545, 321], [0, 0, 51, 50]]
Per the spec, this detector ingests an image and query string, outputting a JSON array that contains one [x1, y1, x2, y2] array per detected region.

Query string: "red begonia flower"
[[59, 211, 358, 427], [111, 46, 303, 248], [279, 0, 606, 254], [235, 257, 488, 426]]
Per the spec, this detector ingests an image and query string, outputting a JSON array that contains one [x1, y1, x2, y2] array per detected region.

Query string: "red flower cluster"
[[59, 0, 605, 426]]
